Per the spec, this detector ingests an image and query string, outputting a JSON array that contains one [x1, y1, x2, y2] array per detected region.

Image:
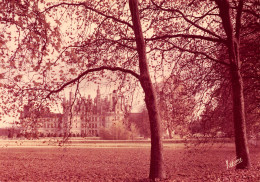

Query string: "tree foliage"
[[1, 0, 258, 178], [156, 76, 196, 138], [1, 0, 166, 179], [99, 120, 139, 140]]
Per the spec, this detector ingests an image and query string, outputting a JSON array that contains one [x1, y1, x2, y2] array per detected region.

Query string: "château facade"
[[63, 87, 125, 136], [20, 87, 125, 137], [20, 103, 63, 136]]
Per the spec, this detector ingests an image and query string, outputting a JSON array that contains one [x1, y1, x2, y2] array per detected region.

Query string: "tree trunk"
[[143, 84, 166, 179], [215, 0, 250, 169], [230, 62, 251, 169], [129, 0, 166, 179]]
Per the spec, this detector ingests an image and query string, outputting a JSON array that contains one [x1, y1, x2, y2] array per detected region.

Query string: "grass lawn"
[[0, 143, 259, 181]]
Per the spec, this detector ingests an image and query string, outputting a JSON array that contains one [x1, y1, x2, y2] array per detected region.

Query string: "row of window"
[[84, 115, 123, 122], [42, 123, 59, 128], [42, 123, 98, 129], [40, 118, 60, 122], [81, 123, 98, 128], [89, 130, 98, 136], [86, 117, 99, 122]]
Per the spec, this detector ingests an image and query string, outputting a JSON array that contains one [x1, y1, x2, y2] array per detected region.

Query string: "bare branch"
[[166, 41, 230, 67], [146, 34, 226, 44], [151, 0, 224, 41], [235, 0, 244, 40], [96, 37, 136, 50], [42, 2, 133, 29], [46, 66, 140, 98]]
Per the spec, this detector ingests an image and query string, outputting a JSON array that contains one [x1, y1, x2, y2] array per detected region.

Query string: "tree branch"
[[154, 40, 230, 67], [146, 34, 226, 44], [46, 66, 140, 98], [235, 0, 244, 40], [151, 0, 224, 41], [42, 2, 133, 29]]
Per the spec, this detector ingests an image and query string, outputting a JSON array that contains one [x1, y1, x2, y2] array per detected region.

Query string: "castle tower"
[[112, 90, 117, 112], [96, 85, 102, 114], [97, 85, 101, 98]]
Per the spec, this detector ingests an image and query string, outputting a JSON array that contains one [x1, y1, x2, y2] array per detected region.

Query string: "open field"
[[0, 137, 236, 148], [0, 141, 259, 181]]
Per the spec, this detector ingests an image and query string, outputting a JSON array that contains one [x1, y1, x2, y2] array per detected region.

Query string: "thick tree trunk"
[[215, 0, 250, 169], [143, 82, 166, 179], [230, 62, 251, 169], [129, 0, 166, 179]]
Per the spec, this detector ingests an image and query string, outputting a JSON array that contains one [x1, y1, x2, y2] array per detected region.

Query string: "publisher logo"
[[226, 158, 243, 169]]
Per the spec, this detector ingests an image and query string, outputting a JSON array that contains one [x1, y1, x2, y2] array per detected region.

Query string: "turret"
[[97, 85, 101, 98], [96, 86, 102, 114]]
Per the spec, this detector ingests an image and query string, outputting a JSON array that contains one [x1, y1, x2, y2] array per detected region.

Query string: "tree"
[[129, 0, 165, 178], [215, 0, 250, 168], [156, 77, 196, 139], [1, 0, 165, 179], [198, 30, 259, 139], [2, 0, 257, 177], [128, 107, 151, 138], [199, 95, 234, 137], [99, 120, 138, 140], [240, 15, 260, 137], [149, 0, 258, 169]]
